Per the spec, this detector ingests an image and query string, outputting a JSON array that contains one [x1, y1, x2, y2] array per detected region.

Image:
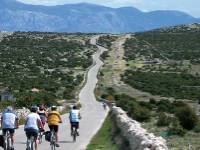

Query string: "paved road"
[[13, 36, 109, 150]]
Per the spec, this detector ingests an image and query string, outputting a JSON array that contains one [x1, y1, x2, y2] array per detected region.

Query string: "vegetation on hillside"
[[122, 70, 200, 100], [0, 32, 97, 107], [122, 24, 200, 101], [97, 35, 118, 48]]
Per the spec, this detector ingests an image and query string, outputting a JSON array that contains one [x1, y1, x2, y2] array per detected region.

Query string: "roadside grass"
[[87, 115, 119, 150]]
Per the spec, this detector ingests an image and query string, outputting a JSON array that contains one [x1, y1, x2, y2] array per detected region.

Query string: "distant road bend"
[[13, 36, 109, 150]]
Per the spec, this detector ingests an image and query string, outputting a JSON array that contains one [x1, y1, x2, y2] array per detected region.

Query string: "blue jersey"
[[2, 111, 18, 129], [69, 110, 80, 122]]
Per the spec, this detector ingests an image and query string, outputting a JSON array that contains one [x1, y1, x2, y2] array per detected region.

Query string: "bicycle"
[[50, 129, 56, 150], [26, 136, 35, 150], [3, 130, 12, 150]]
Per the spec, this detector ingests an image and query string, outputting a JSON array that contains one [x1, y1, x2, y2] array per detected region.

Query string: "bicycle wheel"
[[3, 131, 10, 150], [8, 135, 12, 150], [51, 142, 56, 150], [50, 130, 56, 150], [31, 139, 34, 150], [26, 139, 31, 150], [3, 138, 7, 150], [72, 128, 76, 142], [38, 132, 42, 144]]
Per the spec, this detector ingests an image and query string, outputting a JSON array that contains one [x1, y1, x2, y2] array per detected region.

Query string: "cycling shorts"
[[3, 128, 15, 135], [70, 122, 79, 129], [25, 128, 38, 139], [48, 125, 58, 133]]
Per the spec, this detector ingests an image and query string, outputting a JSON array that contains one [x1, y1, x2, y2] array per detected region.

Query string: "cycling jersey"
[[69, 109, 80, 122], [47, 111, 61, 126], [1, 111, 18, 129], [24, 113, 41, 130], [38, 110, 47, 125]]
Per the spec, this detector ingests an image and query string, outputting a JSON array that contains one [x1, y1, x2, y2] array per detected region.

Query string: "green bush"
[[133, 106, 151, 122], [175, 105, 198, 130], [115, 94, 151, 122], [149, 98, 157, 105], [157, 112, 171, 126], [168, 119, 186, 136], [157, 100, 173, 113], [194, 121, 200, 133]]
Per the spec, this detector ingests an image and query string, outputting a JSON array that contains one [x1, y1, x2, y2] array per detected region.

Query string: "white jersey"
[[69, 109, 80, 122], [24, 113, 41, 130]]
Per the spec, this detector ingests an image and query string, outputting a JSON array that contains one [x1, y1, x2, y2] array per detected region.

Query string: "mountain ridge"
[[0, 0, 199, 33]]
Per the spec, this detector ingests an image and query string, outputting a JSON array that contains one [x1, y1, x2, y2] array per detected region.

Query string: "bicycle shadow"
[[15, 141, 27, 144], [59, 140, 74, 143]]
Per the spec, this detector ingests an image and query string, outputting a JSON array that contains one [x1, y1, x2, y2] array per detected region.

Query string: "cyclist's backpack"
[[0, 135, 4, 147], [44, 131, 51, 142]]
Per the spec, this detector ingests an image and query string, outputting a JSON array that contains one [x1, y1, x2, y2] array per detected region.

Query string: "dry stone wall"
[[112, 106, 168, 150]]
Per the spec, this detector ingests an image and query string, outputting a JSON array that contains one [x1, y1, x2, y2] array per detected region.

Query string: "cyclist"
[[24, 105, 44, 150], [1, 106, 19, 150], [38, 104, 47, 127], [102, 101, 107, 110], [47, 106, 62, 147], [69, 105, 81, 136]]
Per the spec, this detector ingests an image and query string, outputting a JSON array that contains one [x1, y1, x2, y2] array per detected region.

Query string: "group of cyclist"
[[0, 104, 81, 150]]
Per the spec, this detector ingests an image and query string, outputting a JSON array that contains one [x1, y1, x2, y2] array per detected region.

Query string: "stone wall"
[[111, 106, 168, 150]]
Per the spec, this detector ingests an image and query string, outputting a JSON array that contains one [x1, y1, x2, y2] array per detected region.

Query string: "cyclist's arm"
[[37, 118, 43, 129], [0, 116, 3, 127], [78, 112, 81, 119], [58, 114, 62, 123], [15, 117, 19, 128]]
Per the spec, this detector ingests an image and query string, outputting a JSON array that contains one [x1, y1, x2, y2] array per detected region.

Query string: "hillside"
[[0, 0, 199, 33], [96, 24, 200, 149], [0, 32, 96, 107]]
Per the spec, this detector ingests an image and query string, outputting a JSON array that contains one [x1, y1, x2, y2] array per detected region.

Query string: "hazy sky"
[[17, 0, 200, 18]]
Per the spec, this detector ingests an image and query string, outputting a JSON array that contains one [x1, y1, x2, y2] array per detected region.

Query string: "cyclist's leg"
[[75, 122, 79, 136], [49, 125, 59, 146], [9, 129, 15, 148], [70, 122, 73, 135], [34, 133, 39, 150], [54, 125, 59, 143], [25, 128, 39, 150]]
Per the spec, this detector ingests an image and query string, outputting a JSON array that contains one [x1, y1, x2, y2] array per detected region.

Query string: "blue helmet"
[[31, 105, 38, 112]]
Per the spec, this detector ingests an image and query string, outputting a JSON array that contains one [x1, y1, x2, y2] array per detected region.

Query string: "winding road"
[[13, 36, 109, 150]]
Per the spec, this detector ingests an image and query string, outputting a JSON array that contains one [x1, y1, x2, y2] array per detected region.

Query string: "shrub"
[[133, 106, 151, 122], [139, 101, 153, 110], [175, 105, 198, 130], [149, 98, 157, 105], [157, 99, 173, 113], [168, 119, 186, 136], [194, 121, 200, 133], [157, 112, 171, 126]]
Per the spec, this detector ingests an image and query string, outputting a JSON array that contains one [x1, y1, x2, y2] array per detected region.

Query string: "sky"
[[17, 0, 200, 18]]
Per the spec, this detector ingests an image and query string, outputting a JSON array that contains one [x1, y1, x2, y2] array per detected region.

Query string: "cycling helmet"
[[31, 105, 38, 112], [5, 106, 13, 112], [72, 105, 77, 109], [51, 105, 57, 111]]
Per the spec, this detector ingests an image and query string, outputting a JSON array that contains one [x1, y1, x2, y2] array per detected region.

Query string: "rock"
[[111, 106, 168, 150]]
